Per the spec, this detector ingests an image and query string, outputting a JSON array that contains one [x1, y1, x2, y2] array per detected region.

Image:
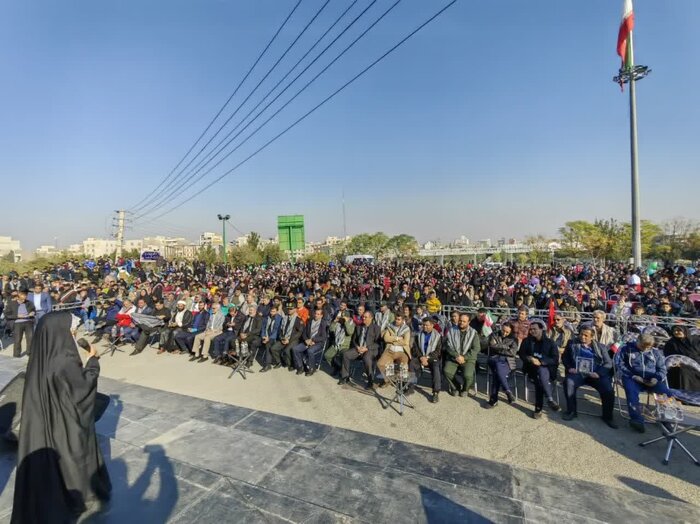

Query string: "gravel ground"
[[5, 336, 700, 504]]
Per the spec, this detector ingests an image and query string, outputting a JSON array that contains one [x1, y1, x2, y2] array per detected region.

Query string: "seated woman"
[[663, 325, 700, 391], [486, 322, 519, 407]]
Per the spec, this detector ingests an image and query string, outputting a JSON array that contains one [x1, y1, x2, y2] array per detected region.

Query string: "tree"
[[301, 252, 330, 264], [385, 234, 419, 258], [248, 231, 261, 252], [524, 234, 551, 264], [197, 245, 219, 266], [261, 243, 286, 265], [2, 250, 15, 263], [229, 245, 262, 267], [346, 232, 390, 259]]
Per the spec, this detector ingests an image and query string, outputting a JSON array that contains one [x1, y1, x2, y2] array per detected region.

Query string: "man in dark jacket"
[[5, 289, 36, 357], [339, 310, 382, 389], [519, 322, 560, 418], [292, 308, 329, 376], [562, 326, 617, 428], [409, 316, 443, 403], [266, 302, 304, 370]]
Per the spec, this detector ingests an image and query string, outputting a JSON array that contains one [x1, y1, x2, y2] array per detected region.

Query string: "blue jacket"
[[619, 342, 667, 382], [261, 314, 283, 340], [27, 292, 52, 316], [563, 341, 612, 377], [191, 310, 209, 333]]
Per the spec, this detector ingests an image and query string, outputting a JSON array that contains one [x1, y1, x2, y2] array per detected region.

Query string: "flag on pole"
[[617, 0, 635, 70], [547, 299, 556, 330]]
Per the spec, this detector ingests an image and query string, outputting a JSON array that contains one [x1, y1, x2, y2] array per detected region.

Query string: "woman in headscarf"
[[663, 324, 700, 391], [12, 311, 111, 523]]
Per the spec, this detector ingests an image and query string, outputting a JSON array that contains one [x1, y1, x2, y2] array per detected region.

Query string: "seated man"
[[159, 300, 192, 353], [443, 312, 481, 397], [519, 322, 560, 418], [231, 305, 262, 367], [324, 309, 355, 376], [174, 302, 209, 354], [259, 304, 284, 372], [374, 302, 395, 336], [190, 302, 225, 362], [210, 307, 243, 362], [409, 317, 443, 403], [121, 297, 153, 344], [562, 326, 617, 428], [339, 311, 382, 389], [266, 302, 304, 370], [486, 322, 519, 407], [376, 313, 411, 386], [618, 333, 674, 433], [292, 308, 329, 376], [130, 300, 171, 356]]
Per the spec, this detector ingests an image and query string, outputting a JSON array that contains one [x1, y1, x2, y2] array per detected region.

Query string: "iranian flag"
[[617, 0, 635, 70]]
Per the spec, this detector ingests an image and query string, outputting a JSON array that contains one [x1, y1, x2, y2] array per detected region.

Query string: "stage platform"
[[0, 355, 698, 523]]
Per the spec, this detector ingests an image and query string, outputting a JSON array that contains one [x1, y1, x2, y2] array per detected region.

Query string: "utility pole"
[[114, 209, 126, 264], [217, 214, 230, 266]]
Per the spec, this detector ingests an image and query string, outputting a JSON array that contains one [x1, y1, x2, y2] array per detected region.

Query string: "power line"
[[128, 0, 303, 213], [158, 0, 361, 209], [146, 0, 457, 221], [133, 0, 387, 222], [132, 0, 332, 217]]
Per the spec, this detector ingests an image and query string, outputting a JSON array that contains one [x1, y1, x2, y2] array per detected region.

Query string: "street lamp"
[[217, 214, 230, 265]]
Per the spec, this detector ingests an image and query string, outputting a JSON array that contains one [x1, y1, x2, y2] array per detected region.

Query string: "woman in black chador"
[[12, 312, 111, 523]]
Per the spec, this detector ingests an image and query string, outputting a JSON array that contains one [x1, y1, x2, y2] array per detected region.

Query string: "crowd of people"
[[1, 258, 699, 433]]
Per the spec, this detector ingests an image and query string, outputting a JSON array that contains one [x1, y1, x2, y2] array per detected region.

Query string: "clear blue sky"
[[1, 0, 698, 249]]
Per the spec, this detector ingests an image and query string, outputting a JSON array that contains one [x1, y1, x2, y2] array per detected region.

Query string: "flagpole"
[[628, 31, 642, 268], [613, 31, 650, 269]]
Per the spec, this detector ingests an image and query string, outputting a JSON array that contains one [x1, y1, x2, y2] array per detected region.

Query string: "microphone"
[[76, 338, 91, 352]]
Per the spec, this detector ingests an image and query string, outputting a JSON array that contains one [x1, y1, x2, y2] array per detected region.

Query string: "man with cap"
[[409, 316, 443, 403]]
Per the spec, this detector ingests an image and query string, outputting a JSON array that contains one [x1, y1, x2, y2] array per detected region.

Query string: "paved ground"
[[0, 334, 699, 522]]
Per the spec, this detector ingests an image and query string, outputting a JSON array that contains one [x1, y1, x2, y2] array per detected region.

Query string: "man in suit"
[[121, 297, 153, 344], [5, 289, 36, 357], [190, 302, 225, 362], [210, 307, 244, 363], [409, 317, 443, 403], [234, 305, 262, 367], [259, 304, 284, 372], [27, 282, 52, 323], [339, 310, 382, 389], [130, 300, 171, 356], [266, 302, 304, 371], [174, 301, 209, 354], [292, 308, 329, 376]]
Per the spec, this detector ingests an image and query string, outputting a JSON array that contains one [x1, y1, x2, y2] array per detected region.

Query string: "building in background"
[[199, 232, 223, 247], [35, 245, 60, 258], [0, 236, 22, 262], [277, 215, 305, 254]]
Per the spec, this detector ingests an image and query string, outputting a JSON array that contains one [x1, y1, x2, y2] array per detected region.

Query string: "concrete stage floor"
[[0, 345, 698, 522]]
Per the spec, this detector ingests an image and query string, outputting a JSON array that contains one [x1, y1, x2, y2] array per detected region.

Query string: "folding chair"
[[228, 340, 254, 380], [380, 362, 414, 416], [639, 385, 700, 466], [99, 326, 126, 357]]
